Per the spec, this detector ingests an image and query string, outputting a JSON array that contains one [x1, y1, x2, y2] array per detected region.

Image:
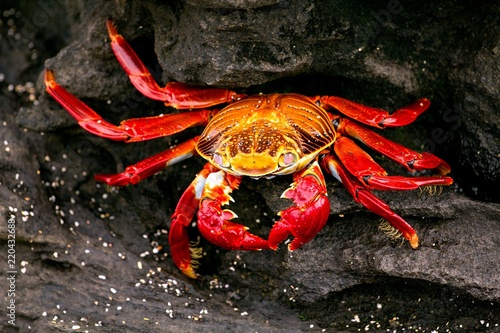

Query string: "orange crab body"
[[196, 93, 336, 177], [45, 18, 453, 278]]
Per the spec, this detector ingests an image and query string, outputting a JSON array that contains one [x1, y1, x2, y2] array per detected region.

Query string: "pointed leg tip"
[[182, 266, 199, 279], [177, 258, 199, 279], [106, 17, 119, 40], [417, 98, 431, 107], [409, 234, 419, 249], [44, 69, 55, 85]]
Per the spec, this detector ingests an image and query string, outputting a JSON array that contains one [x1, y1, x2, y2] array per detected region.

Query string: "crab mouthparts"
[[227, 153, 280, 177]]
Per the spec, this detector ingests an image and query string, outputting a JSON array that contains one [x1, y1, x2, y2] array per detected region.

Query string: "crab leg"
[[339, 119, 451, 175], [106, 18, 245, 108], [333, 136, 453, 191], [169, 163, 217, 278], [268, 161, 331, 251], [94, 137, 199, 186], [321, 154, 420, 249], [45, 70, 212, 141], [318, 96, 430, 128]]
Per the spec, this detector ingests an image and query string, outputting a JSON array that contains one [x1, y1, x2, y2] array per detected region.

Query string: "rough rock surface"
[[1, 1, 499, 332]]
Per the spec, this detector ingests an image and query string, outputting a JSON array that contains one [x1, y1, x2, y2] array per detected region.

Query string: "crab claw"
[[269, 161, 331, 251], [197, 171, 270, 251]]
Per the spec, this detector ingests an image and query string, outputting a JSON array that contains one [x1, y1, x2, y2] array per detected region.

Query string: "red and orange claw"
[[198, 198, 270, 251], [197, 171, 270, 251], [269, 161, 330, 251]]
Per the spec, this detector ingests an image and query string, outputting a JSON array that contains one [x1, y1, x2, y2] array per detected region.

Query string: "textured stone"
[[1, 0, 499, 332]]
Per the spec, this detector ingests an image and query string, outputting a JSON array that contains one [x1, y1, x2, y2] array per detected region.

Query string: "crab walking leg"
[[197, 171, 271, 252], [338, 119, 451, 175], [268, 161, 331, 251], [118, 111, 212, 142], [333, 136, 453, 191], [45, 69, 125, 141], [95, 137, 199, 186], [106, 18, 245, 108], [45, 70, 212, 141], [169, 163, 218, 278], [321, 154, 420, 249], [319, 96, 430, 128]]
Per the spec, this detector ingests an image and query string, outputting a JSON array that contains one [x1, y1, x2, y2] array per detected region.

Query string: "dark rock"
[[186, 0, 281, 9], [1, 0, 499, 332], [448, 43, 500, 201]]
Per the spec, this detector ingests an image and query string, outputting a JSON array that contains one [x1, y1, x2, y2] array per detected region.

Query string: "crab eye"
[[213, 153, 230, 168], [279, 152, 297, 167]]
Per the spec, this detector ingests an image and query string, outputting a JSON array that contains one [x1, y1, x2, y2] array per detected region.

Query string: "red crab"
[[45, 18, 453, 278]]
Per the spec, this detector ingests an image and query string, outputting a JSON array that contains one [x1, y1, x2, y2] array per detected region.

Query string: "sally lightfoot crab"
[[45, 18, 453, 278]]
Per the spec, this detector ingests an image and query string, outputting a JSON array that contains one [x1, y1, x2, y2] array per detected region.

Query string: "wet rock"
[[1, 0, 499, 332]]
